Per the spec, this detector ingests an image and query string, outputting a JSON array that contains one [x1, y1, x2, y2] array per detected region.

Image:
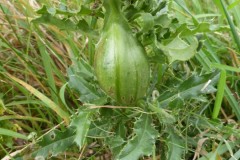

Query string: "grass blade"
[[224, 87, 240, 119], [229, 149, 240, 160], [199, 141, 239, 160], [211, 63, 240, 72], [0, 128, 28, 140], [197, 51, 240, 120], [219, 0, 240, 51], [0, 115, 51, 123], [59, 82, 74, 114], [5, 73, 70, 124], [228, 0, 240, 10], [37, 38, 59, 104], [212, 69, 226, 119]]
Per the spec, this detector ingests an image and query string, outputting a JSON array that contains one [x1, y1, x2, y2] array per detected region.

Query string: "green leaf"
[[0, 128, 28, 140], [67, 59, 108, 104], [32, 13, 76, 30], [172, 22, 229, 37], [174, 0, 199, 25], [33, 129, 75, 158], [135, 13, 154, 32], [32, 13, 96, 36], [199, 140, 240, 160], [166, 129, 185, 160], [70, 110, 92, 148], [154, 13, 173, 28], [219, 0, 240, 52], [37, 38, 58, 104], [36, 5, 56, 15], [158, 71, 220, 108], [88, 108, 118, 138], [229, 149, 240, 160], [211, 63, 240, 72], [6, 73, 70, 123], [36, 4, 101, 17], [228, 0, 240, 10], [32, 5, 102, 36], [88, 121, 112, 137], [151, 1, 168, 15], [156, 36, 198, 63], [0, 119, 16, 148], [106, 120, 127, 157], [116, 114, 158, 160], [0, 98, 6, 115], [212, 70, 226, 119], [32, 110, 93, 158], [106, 136, 126, 157], [148, 102, 176, 124], [224, 87, 240, 120], [59, 82, 73, 114]]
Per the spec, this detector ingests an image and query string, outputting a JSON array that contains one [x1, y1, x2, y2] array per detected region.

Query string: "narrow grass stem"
[[219, 0, 240, 51]]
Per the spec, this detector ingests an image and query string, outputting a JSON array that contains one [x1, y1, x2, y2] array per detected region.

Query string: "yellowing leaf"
[[6, 73, 70, 124], [0, 99, 6, 115]]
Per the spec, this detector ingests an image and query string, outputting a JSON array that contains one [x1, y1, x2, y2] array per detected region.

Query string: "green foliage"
[[116, 114, 158, 160], [148, 102, 176, 124], [198, 140, 240, 160], [157, 71, 220, 108], [106, 136, 125, 157], [212, 70, 226, 119], [70, 110, 92, 148], [31, 109, 93, 158], [1, 0, 240, 159], [32, 129, 75, 158], [32, 5, 99, 36], [156, 36, 198, 63], [67, 58, 108, 105], [166, 129, 185, 160]]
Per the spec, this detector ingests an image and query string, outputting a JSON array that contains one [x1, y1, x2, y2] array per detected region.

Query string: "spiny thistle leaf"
[[32, 129, 75, 158], [166, 129, 185, 160], [157, 71, 220, 108], [70, 110, 92, 148], [106, 135, 126, 157], [32, 110, 93, 158], [67, 59, 108, 105], [116, 114, 158, 160], [32, 5, 97, 36]]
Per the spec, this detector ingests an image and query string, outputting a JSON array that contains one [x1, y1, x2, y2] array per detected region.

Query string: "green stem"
[[103, 0, 121, 14], [103, 0, 125, 30]]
